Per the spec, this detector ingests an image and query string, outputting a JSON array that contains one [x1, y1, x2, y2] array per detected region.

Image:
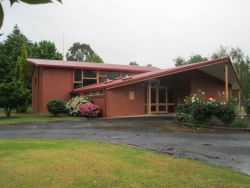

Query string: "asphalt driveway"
[[0, 117, 250, 175]]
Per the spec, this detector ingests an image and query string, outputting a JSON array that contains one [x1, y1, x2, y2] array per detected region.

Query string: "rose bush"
[[175, 90, 237, 126]]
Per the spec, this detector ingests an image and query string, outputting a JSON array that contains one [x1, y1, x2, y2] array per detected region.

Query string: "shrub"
[[47, 99, 66, 116], [65, 96, 90, 116], [79, 102, 101, 118], [175, 112, 194, 124], [0, 81, 29, 117], [188, 90, 214, 125], [214, 100, 237, 126], [175, 90, 238, 127], [231, 120, 248, 129], [245, 99, 250, 114]]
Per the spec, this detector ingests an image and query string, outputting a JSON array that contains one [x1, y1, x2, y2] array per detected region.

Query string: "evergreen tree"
[[15, 44, 29, 112]]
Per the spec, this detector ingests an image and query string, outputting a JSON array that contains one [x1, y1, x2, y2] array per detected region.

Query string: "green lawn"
[[0, 109, 81, 125], [0, 139, 249, 188]]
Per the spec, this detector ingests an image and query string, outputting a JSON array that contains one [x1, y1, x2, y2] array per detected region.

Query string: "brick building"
[[28, 57, 240, 117]]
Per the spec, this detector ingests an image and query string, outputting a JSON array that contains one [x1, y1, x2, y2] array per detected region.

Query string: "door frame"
[[145, 81, 176, 114]]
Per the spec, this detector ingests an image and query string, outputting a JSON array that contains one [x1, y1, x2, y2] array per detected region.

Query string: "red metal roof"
[[73, 57, 239, 93], [27, 58, 159, 72]]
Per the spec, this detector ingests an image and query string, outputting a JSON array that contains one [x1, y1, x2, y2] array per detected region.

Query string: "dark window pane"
[[74, 69, 82, 81], [168, 88, 175, 103], [99, 71, 106, 76], [159, 88, 166, 103], [159, 105, 166, 111], [83, 70, 96, 78], [74, 83, 82, 89], [151, 88, 156, 103], [107, 71, 120, 80], [122, 72, 129, 77], [83, 79, 97, 86], [99, 77, 106, 83], [168, 105, 175, 113], [90, 91, 97, 95], [151, 105, 156, 112]]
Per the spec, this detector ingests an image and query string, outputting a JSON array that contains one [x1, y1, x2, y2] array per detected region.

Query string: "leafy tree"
[[174, 55, 207, 66], [211, 45, 229, 59], [30, 40, 63, 60], [66, 42, 94, 61], [129, 61, 138, 66], [174, 56, 186, 66], [0, 81, 29, 117], [147, 64, 152, 67], [0, 0, 62, 29], [187, 55, 207, 64], [85, 53, 103, 63]]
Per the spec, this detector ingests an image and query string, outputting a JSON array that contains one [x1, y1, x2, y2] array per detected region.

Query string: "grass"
[[0, 108, 81, 125], [0, 139, 249, 188]]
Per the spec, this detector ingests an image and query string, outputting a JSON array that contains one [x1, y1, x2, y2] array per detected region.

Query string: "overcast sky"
[[1, 0, 250, 68]]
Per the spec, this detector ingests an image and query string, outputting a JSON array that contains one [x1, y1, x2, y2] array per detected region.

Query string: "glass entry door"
[[150, 87, 167, 113], [146, 86, 175, 113]]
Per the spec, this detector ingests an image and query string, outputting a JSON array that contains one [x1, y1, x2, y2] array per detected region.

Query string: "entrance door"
[[150, 87, 167, 113], [146, 86, 176, 114]]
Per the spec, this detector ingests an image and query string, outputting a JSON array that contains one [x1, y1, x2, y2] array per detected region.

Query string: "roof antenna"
[[62, 33, 65, 60]]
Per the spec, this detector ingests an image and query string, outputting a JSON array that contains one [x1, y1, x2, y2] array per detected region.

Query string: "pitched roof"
[[27, 58, 159, 72], [73, 57, 240, 93]]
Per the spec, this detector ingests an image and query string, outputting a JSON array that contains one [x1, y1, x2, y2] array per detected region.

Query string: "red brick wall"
[[106, 83, 145, 117], [90, 95, 106, 117], [191, 70, 232, 98], [33, 67, 73, 113]]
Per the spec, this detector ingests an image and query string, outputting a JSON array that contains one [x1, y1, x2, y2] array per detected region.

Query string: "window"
[[99, 71, 107, 83], [83, 90, 104, 97], [83, 70, 96, 78], [74, 69, 83, 89], [107, 71, 121, 80], [168, 88, 175, 103], [83, 79, 97, 86], [99, 77, 106, 83], [122, 72, 129, 77], [74, 69, 82, 81], [74, 69, 98, 89]]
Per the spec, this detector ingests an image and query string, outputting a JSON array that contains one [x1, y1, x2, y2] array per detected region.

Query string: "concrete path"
[[0, 117, 250, 175]]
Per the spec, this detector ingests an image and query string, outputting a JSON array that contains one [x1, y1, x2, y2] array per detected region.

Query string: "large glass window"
[[168, 88, 175, 103], [159, 88, 166, 103], [99, 71, 107, 83], [107, 71, 121, 80], [122, 72, 129, 77], [83, 70, 96, 78], [83, 79, 97, 86], [151, 88, 156, 103], [74, 69, 82, 81]]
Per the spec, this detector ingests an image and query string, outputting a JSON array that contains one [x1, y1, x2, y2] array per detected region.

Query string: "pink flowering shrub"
[[79, 102, 101, 118]]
